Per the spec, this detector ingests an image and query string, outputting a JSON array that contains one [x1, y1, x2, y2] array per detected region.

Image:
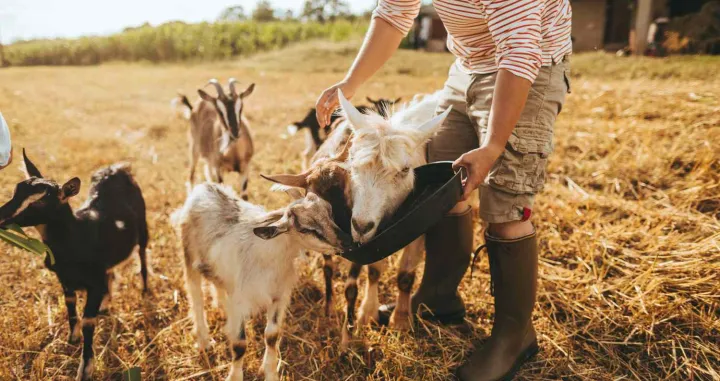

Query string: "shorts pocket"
[[488, 126, 553, 195], [563, 68, 572, 94]]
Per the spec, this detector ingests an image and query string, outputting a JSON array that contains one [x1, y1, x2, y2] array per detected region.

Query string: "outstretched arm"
[[316, 0, 420, 126], [453, 0, 544, 200]]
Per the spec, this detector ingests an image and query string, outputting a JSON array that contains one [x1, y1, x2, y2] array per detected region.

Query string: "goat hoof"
[[196, 337, 215, 352], [69, 324, 82, 345], [389, 312, 413, 331], [97, 309, 110, 317], [75, 358, 95, 381], [357, 311, 379, 327]]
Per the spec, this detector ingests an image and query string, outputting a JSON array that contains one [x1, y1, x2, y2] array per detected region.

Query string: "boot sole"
[[454, 341, 539, 381]]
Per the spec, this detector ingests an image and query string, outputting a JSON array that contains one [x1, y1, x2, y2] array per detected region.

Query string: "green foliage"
[[0, 224, 54, 265], [122, 367, 142, 381], [4, 20, 365, 66]]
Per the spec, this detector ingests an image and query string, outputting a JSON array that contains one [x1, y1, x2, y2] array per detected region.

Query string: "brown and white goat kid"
[[177, 78, 255, 200], [264, 91, 448, 345], [0, 150, 149, 381], [173, 183, 351, 381]]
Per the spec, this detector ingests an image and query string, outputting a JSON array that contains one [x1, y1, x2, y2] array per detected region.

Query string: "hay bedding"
[[0, 49, 718, 380]]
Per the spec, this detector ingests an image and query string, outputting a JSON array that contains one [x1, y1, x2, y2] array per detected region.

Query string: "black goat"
[[287, 97, 400, 170], [0, 150, 149, 381]]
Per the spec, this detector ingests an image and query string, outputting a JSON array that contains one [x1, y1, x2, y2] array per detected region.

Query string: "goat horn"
[[228, 78, 239, 96], [206, 79, 226, 98]]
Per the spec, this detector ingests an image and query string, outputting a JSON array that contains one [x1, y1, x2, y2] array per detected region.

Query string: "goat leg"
[[357, 260, 386, 326], [341, 263, 362, 349], [322, 254, 335, 317], [76, 287, 103, 381], [390, 237, 424, 331], [261, 293, 289, 381], [64, 288, 81, 344]]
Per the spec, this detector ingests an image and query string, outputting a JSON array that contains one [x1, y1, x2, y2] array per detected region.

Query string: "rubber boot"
[[456, 232, 539, 381], [378, 206, 473, 325]]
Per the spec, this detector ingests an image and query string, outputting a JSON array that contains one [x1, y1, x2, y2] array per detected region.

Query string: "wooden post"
[[633, 0, 653, 55]]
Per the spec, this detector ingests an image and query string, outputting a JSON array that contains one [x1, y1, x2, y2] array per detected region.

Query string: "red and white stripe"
[[373, 0, 572, 83]]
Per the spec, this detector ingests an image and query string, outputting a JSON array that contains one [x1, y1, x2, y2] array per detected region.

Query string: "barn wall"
[[572, 0, 608, 51]]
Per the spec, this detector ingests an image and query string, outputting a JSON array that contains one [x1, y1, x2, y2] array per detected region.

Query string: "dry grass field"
[[0, 40, 718, 380]]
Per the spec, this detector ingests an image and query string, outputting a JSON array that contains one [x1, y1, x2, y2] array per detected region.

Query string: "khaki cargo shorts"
[[427, 59, 570, 224]]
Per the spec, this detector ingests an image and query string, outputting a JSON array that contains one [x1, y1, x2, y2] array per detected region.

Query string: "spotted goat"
[[176, 78, 255, 200], [173, 183, 351, 381], [0, 150, 149, 381]]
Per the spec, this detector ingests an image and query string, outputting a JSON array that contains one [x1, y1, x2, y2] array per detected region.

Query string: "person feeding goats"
[[315, 1, 572, 380]]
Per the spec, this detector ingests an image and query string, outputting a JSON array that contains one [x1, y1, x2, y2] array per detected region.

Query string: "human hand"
[[452, 145, 504, 201], [316, 81, 357, 127]]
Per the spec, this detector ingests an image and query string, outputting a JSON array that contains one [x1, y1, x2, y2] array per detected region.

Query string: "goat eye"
[[398, 167, 411, 177]]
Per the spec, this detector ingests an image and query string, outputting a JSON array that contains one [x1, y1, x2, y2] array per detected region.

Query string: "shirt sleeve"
[[480, 0, 544, 83], [372, 0, 422, 36]]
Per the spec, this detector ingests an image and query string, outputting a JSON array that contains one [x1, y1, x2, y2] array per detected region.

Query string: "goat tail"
[[171, 92, 193, 120]]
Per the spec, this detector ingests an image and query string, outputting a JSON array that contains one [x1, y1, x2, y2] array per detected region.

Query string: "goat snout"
[[351, 218, 375, 236]]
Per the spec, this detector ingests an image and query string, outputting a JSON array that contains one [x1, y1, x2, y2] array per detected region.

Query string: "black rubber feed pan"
[[340, 162, 463, 265]]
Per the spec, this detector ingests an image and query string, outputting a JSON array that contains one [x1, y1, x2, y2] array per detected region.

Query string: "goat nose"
[[351, 218, 375, 236]]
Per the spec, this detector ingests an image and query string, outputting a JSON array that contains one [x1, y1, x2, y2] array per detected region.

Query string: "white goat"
[[264, 90, 449, 345], [177, 78, 255, 200], [173, 183, 350, 381]]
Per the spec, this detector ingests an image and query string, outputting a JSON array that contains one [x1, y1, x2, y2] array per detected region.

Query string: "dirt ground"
[[0, 41, 718, 380]]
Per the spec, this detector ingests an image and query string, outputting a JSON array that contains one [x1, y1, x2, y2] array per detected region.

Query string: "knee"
[[488, 219, 534, 239]]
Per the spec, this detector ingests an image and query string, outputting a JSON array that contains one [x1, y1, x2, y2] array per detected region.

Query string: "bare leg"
[[358, 259, 387, 326], [261, 293, 290, 381], [341, 263, 362, 349], [390, 236, 425, 330]]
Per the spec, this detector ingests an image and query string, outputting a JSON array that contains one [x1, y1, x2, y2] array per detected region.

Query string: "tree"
[[218, 5, 247, 22], [252, 0, 276, 22], [301, 0, 350, 23]]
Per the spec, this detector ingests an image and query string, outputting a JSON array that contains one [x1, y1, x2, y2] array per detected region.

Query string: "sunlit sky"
[[0, 0, 379, 44]]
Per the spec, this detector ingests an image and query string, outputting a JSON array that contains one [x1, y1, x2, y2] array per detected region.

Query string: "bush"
[[4, 20, 365, 66]]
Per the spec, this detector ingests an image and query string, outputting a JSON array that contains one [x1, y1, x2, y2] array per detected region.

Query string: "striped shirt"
[[373, 0, 573, 83]]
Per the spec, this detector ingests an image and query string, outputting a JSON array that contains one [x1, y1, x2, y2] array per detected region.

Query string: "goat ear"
[[335, 137, 352, 162], [197, 89, 215, 103], [240, 83, 255, 98], [338, 89, 365, 130], [416, 106, 452, 140], [253, 216, 290, 240], [61, 177, 81, 200], [261, 173, 308, 189], [22, 149, 43, 179]]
